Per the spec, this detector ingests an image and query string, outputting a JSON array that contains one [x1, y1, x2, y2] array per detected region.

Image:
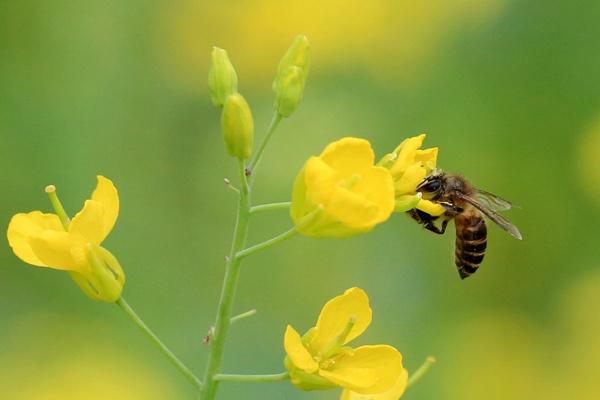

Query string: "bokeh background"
[[1, 0, 600, 399]]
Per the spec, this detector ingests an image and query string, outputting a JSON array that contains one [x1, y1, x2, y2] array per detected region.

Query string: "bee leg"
[[439, 202, 462, 216], [423, 219, 448, 235], [409, 209, 447, 235]]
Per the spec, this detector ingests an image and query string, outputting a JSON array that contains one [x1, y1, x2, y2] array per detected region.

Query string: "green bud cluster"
[[208, 47, 254, 160], [208, 35, 310, 161]]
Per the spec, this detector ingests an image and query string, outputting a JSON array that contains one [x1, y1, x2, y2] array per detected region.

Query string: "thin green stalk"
[[249, 112, 282, 176], [213, 372, 289, 383], [200, 159, 252, 400], [407, 356, 436, 389], [116, 297, 202, 389], [250, 201, 291, 214], [236, 226, 298, 260], [230, 309, 257, 324]]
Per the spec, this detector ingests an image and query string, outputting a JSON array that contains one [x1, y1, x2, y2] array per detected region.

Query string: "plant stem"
[[250, 201, 291, 214], [116, 297, 202, 389], [230, 309, 257, 324], [213, 372, 289, 383], [200, 159, 252, 400], [249, 112, 282, 177], [236, 226, 298, 259], [407, 356, 436, 389]]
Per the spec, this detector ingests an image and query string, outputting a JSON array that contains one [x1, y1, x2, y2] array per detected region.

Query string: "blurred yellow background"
[[1, 0, 600, 399]]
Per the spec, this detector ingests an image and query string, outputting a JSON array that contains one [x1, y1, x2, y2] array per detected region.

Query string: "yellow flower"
[[379, 134, 445, 216], [7, 176, 125, 302], [290, 138, 395, 237], [284, 288, 404, 395], [340, 370, 408, 400]]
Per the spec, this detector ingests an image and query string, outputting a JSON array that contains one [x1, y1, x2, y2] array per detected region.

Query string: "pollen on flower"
[[45, 185, 56, 193]]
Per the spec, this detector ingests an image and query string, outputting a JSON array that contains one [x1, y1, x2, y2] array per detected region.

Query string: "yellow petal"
[[414, 147, 438, 171], [390, 134, 425, 176], [416, 199, 446, 216], [310, 288, 372, 354], [91, 176, 119, 238], [284, 325, 319, 373], [340, 369, 408, 400], [302, 156, 337, 209], [320, 138, 375, 178], [320, 367, 377, 391], [29, 230, 87, 272], [352, 166, 395, 223], [327, 186, 381, 228], [394, 162, 426, 195], [70, 200, 105, 245], [7, 211, 64, 267], [327, 345, 404, 394]]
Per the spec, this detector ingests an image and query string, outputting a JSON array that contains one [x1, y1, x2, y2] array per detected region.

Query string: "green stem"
[[200, 159, 252, 400], [249, 112, 283, 177], [235, 226, 297, 260], [407, 356, 436, 389], [250, 201, 291, 214], [116, 297, 202, 389], [230, 309, 257, 324], [213, 372, 289, 383]]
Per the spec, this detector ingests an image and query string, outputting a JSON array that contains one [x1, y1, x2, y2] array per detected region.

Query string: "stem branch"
[[250, 201, 291, 214], [236, 226, 298, 260], [116, 298, 202, 389], [407, 356, 436, 389], [230, 309, 257, 324], [249, 113, 283, 176], [213, 372, 289, 383]]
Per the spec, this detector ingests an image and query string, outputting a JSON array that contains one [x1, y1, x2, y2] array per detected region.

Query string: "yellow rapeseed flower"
[[340, 370, 408, 400], [379, 134, 445, 216], [290, 138, 395, 237], [284, 287, 404, 395], [7, 176, 125, 302]]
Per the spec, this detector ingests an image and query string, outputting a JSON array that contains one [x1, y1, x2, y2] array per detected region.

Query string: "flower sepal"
[[70, 244, 125, 303], [395, 193, 422, 213], [284, 356, 338, 391]]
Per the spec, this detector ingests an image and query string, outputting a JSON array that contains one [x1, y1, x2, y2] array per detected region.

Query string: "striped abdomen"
[[454, 209, 487, 279]]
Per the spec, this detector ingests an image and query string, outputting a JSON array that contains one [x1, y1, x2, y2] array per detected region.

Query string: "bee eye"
[[422, 180, 441, 193]]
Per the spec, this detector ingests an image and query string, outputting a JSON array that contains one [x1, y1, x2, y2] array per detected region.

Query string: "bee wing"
[[456, 193, 523, 240], [475, 189, 517, 211]]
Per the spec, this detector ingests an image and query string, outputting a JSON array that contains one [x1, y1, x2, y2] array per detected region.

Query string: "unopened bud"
[[208, 47, 238, 107], [221, 93, 254, 159], [273, 35, 309, 117], [273, 35, 310, 90], [275, 66, 306, 117]]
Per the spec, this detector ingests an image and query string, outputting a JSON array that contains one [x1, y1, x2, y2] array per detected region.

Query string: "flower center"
[[339, 174, 361, 191], [316, 315, 356, 366]]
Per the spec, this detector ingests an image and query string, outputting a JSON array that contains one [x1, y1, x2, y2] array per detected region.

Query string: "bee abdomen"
[[455, 212, 487, 279]]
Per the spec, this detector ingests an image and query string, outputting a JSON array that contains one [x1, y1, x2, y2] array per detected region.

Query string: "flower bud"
[[275, 66, 306, 117], [221, 93, 254, 159], [208, 47, 238, 107], [70, 245, 125, 303], [273, 35, 310, 117]]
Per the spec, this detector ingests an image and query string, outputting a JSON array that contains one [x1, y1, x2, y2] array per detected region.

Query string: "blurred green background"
[[1, 0, 600, 399]]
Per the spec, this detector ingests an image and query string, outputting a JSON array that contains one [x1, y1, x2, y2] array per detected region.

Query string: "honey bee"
[[409, 171, 522, 279]]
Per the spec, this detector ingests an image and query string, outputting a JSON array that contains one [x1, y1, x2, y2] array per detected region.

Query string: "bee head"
[[416, 170, 445, 200]]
